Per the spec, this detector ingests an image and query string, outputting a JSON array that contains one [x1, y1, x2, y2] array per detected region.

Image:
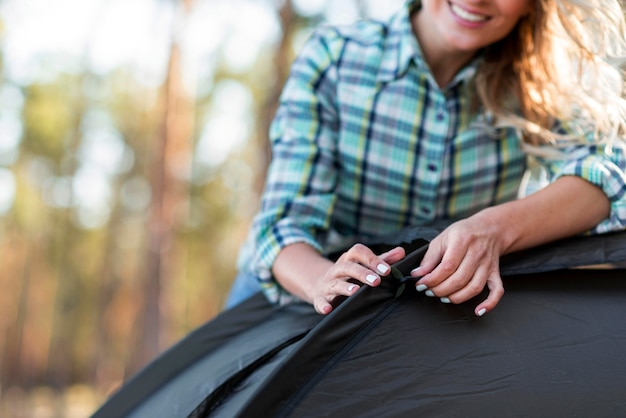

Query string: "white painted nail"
[[415, 284, 428, 292], [477, 308, 487, 317], [366, 274, 378, 284], [348, 284, 358, 292], [411, 267, 423, 275], [377, 264, 390, 274], [440, 297, 451, 304], [425, 290, 435, 297]]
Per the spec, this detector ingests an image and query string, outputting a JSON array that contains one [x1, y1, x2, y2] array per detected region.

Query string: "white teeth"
[[450, 3, 489, 22]]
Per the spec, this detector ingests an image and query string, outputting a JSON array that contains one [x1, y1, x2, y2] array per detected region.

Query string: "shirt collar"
[[377, 0, 480, 88]]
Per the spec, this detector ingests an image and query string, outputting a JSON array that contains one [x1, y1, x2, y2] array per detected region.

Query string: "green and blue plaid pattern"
[[242, 2, 626, 304]]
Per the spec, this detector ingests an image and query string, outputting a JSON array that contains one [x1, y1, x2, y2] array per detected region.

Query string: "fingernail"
[[477, 308, 487, 317], [348, 284, 358, 292], [366, 274, 378, 284], [411, 266, 423, 275], [377, 264, 389, 274], [415, 284, 428, 292], [425, 290, 435, 297], [440, 297, 451, 304]]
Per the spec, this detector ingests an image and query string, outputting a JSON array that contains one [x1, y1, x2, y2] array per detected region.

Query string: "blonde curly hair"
[[475, 0, 626, 147]]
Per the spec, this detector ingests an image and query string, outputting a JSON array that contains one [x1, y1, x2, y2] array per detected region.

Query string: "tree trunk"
[[127, 0, 194, 377], [255, 0, 295, 195], [0, 236, 29, 386]]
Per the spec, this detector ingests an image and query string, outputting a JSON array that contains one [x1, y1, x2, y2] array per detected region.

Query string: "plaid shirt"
[[242, 1, 626, 304]]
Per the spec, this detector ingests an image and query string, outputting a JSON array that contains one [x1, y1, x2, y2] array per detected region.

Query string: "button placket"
[[415, 95, 447, 221]]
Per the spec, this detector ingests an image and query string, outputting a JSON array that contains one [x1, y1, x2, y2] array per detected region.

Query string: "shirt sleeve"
[[249, 28, 343, 304], [534, 123, 626, 235]]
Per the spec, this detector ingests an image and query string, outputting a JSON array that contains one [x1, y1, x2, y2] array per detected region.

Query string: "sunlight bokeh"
[[0, 0, 405, 416]]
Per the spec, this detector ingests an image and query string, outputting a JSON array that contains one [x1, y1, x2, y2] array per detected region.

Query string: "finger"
[[379, 246, 406, 264], [314, 297, 333, 315], [341, 243, 377, 262], [435, 263, 488, 303], [411, 239, 444, 277], [328, 260, 381, 288], [327, 277, 361, 296], [426, 249, 484, 297], [416, 244, 468, 289], [342, 243, 393, 277], [474, 271, 505, 317], [314, 278, 362, 315]]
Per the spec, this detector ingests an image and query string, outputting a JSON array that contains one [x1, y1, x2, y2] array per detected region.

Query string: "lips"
[[449, 2, 490, 23]]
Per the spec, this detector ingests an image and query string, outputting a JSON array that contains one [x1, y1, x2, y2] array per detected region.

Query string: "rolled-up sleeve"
[[537, 140, 626, 234], [249, 28, 343, 304]]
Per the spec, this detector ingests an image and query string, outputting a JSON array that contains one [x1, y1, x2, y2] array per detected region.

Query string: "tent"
[[92, 228, 626, 418]]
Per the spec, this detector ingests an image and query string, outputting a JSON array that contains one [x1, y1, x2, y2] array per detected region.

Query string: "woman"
[[226, 0, 626, 317]]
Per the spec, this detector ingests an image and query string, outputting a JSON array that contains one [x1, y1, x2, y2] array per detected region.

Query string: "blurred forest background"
[[0, 0, 403, 416]]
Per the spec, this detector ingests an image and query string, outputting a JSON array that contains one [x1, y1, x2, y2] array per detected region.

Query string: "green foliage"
[[0, 1, 328, 415], [21, 78, 82, 165]]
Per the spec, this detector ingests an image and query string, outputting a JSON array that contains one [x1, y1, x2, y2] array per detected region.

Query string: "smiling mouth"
[[449, 2, 490, 23]]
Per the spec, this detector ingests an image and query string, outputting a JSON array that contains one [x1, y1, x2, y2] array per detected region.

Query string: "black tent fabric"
[[92, 231, 626, 418]]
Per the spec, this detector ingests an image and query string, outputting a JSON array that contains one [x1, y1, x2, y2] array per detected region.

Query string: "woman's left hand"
[[410, 176, 613, 317], [410, 212, 507, 317]]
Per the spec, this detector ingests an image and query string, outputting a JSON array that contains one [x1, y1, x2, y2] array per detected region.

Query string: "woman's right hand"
[[272, 242, 405, 315], [311, 244, 406, 314]]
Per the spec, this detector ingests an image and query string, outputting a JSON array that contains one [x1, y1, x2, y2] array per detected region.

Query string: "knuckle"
[[329, 279, 344, 294], [337, 252, 349, 262], [467, 282, 484, 296], [330, 261, 350, 278], [439, 260, 456, 275], [351, 243, 367, 253], [342, 243, 371, 262]]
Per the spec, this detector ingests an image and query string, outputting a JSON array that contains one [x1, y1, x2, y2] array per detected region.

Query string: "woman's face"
[[420, 0, 533, 54]]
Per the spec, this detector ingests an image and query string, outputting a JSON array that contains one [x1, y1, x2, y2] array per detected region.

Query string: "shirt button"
[[420, 206, 431, 215], [436, 112, 445, 121], [427, 163, 437, 172]]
